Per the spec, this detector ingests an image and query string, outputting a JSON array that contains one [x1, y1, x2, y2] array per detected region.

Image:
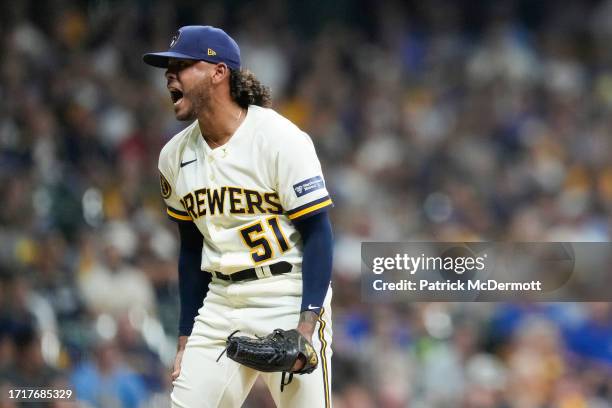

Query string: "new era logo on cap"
[[143, 25, 241, 70]]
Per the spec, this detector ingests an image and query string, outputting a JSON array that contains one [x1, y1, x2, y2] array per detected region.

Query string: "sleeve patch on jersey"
[[160, 173, 172, 199], [293, 176, 325, 197]]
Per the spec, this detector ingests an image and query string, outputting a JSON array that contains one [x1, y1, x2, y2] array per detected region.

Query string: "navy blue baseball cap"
[[143, 25, 241, 70]]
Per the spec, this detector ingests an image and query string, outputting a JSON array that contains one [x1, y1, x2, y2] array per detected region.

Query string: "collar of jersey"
[[196, 106, 251, 154]]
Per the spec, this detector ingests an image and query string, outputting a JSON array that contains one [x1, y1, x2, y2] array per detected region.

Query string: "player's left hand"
[[292, 310, 318, 372], [291, 354, 307, 372]]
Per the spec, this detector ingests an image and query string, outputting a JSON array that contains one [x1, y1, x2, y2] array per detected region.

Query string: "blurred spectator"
[[5, 325, 59, 387], [70, 338, 148, 408], [77, 225, 156, 317], [564, 303, 612, 364]]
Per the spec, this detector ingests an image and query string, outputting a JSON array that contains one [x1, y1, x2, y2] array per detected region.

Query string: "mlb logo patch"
[[293, 176, 325, 197]]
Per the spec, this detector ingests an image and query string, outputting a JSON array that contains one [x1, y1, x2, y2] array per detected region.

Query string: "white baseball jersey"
[[158, 105, 333, 275]]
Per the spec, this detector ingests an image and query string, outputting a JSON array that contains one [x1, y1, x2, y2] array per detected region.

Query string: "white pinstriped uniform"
[[159, 105, 333, 408]]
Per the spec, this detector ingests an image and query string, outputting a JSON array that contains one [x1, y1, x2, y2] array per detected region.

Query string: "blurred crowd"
[[1, 0, 611, 407]]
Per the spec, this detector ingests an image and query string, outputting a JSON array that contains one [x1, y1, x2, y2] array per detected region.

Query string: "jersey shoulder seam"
[[252, 107, 309, 146]]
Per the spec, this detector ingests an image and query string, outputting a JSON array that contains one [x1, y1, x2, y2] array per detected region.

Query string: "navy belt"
[[211, 261, 292, 282]]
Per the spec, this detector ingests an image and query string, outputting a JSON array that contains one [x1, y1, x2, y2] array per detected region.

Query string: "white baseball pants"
[[171, 272, 333, 408]]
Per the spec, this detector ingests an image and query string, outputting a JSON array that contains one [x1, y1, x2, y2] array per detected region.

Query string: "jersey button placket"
[[208, 153, 216, 182], [205, 153, 216, 238]]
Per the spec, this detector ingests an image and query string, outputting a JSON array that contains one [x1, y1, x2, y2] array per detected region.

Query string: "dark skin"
[[165, 58, 316, 379]]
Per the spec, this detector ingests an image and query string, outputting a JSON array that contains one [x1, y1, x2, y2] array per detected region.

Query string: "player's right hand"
[[172, 336, 189, 381], [171, 348, 185, 381]]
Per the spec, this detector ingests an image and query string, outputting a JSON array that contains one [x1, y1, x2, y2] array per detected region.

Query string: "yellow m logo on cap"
[[207, 48, 217, 56]]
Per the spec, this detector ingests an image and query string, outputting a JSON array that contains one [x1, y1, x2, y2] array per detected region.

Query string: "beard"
[[176, 78, 212, 121]]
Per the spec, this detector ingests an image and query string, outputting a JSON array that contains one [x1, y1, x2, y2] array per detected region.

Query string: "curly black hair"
[[229, 69, 272, 108]]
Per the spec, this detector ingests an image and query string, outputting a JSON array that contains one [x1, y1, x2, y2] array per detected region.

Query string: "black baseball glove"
[[217, 329, 318, 391]]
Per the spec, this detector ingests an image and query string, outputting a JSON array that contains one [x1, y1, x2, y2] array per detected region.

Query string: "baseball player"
[[143, 26, 334, 407]]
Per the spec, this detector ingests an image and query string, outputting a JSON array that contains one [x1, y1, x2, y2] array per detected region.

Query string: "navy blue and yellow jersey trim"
[[167, 206, 193, 223], [286, 195, 333, 221]]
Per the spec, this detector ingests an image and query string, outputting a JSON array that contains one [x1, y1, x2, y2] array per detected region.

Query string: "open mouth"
[[169, 89, 184, 105]]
